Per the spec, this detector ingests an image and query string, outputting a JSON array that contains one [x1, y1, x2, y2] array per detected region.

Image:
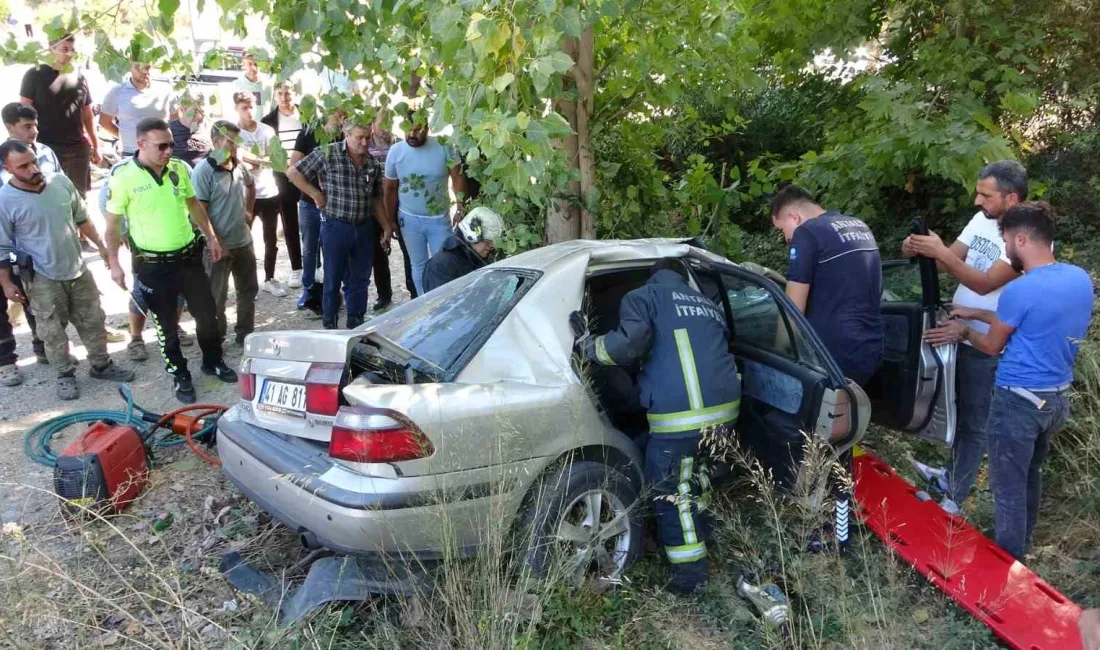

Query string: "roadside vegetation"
[[3, 0, 1100, 647], [3, 350, 1098, 648]]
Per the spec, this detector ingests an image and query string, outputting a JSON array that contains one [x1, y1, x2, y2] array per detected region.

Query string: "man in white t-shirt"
[[260, 83, 303, 290], [902, 160, 1028, 515], [234, 92, 285, 297]]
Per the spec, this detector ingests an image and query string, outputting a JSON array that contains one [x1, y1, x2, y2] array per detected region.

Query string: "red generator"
[[53, 422, 150, 516]]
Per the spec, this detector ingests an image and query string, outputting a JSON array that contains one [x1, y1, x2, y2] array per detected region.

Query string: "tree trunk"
[[543, 32, 594, 243], [576, 26, 596, 239], [546, 99, 581, 243]]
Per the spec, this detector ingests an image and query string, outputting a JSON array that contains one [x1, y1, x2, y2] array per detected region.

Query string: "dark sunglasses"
[[146, 142, 173, 151]]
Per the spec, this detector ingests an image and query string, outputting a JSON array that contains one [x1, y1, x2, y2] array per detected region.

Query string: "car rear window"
[[366, 269, 538, 373]]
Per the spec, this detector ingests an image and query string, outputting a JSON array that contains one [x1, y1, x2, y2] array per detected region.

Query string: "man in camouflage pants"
[[0, 140, 135, 399]]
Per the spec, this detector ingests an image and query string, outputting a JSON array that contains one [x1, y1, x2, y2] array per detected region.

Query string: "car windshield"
[[363, 269, 535, 373]]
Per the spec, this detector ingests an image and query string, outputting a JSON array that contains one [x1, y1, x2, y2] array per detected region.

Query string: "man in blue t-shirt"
[[938, 201, 1094, 559], [770, 185, 884, 385], [383, 109, 467, 295]]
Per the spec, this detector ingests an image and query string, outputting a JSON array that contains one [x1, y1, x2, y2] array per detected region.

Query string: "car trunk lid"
[[238, 330, 357, 442]]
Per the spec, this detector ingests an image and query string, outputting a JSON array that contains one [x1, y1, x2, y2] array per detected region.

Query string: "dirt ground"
[[0, 174, 414, 646]]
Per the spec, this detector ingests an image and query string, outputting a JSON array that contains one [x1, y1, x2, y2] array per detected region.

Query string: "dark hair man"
[[99, 61, 178, 157], [104, 117, 238, 403], [934, 202, 1094, 559], [384, 108, 468, 295], [289, 105, 346, 315], [770, 185, 884, 385], [19, 34, 100, 195], [260, 82, 304, 292], [287, 117, 395, 329], [0, 140, 135, 398], [903, 160, 1028, 516], [234, 91, 286, 297], [2, 103, 62, 184], [367, 108, 415, 308], [233, 52, 271, 121], [1, 103, 62, 377], [421, 206, 503, 293], [168, 94, 212, 168], [574, 258, 741, 594], [193, 120, 259, 346]]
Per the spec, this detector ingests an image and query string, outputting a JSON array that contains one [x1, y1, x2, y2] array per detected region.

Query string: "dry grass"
[[4, 341, 1100, 649]]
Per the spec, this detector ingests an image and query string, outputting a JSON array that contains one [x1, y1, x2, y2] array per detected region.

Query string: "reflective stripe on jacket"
[[586, 269, 741, 437]]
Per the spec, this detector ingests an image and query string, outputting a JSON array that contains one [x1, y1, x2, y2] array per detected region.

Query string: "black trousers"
[[372, 229, 418, 302], [135, 249, 222, 377], [0, 274, 45, 366], [255, 196, 282, 281], [274, 173, 303, 272]]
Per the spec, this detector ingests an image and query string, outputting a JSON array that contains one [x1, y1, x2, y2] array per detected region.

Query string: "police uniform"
[[583, 267, 741, 592], [105, 156, 225, 379]]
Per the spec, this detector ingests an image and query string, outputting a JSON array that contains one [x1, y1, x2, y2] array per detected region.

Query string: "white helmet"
[[458, 207, 504, 244]]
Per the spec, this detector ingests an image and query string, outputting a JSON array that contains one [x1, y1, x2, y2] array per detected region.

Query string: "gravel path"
[[0, 174, 414, 528]]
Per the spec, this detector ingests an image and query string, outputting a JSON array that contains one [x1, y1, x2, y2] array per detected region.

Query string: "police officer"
[[104, 117, 237, 403], [574, 258, 741, 594], [421, 206, 503, 293]]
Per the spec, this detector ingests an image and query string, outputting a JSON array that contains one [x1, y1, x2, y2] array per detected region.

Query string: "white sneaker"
[[912, 460, 950, 493], [939, 497, 961, 516], [263, 280, 287, 297], [287, 270, 302, 289]]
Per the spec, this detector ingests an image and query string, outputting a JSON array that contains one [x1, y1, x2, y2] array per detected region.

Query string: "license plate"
[[257, 380, 307, 416]]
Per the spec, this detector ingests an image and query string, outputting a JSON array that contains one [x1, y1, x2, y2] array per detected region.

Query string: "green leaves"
[[530, 51, 574, 92], [492, 72, 516, 93]]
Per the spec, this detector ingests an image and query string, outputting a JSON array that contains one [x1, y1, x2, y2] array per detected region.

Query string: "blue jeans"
[[986, 386, 1071, 559], [947, 345, 999, 503], [399, 213, 452, 295], [319, 217, 375, 329], [298, 200, 322, 309]]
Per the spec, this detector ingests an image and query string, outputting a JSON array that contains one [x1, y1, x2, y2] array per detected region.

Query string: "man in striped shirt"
[[260, 82, 303, 290]]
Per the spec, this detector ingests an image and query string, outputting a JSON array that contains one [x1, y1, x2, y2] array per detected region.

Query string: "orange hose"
[[157, 404, 227, 467]]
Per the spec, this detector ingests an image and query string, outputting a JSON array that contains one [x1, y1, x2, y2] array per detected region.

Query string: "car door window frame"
[[707, 263, 846, 386]]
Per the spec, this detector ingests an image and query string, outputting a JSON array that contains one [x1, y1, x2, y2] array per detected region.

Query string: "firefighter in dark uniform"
[[421, 207, 503, 293], [574, 258, 741, 593], [104, 117, 238, 404]]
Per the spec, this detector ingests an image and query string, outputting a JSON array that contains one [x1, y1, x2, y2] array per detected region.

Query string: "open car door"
[[865, 219, 957, 445], [686, 258, 870, 488]]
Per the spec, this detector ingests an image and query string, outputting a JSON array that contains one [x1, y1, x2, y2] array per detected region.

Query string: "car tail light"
[[328, 407, 434, 463], [305, 363, 344, 416], [239, 358, 255, 401]]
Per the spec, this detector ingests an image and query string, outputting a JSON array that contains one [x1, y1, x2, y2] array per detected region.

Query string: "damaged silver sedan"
[[217, 238, 955, 585]]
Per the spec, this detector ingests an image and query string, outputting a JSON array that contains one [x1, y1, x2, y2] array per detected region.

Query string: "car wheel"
[[515, 460, 642, 588]]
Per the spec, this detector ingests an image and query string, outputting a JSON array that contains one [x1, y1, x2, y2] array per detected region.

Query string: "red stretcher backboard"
[[852, 448, 1083, 650]]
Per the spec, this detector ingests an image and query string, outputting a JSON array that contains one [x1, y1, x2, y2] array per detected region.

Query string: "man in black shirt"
[[19, 34, 100, 197], [168, 96, 212, 167], [290, 109, 345, 314], [770, 185, 884, 386]]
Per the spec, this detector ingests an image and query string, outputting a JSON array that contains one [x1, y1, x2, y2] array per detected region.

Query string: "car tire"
[[514, 460, 642, 587]]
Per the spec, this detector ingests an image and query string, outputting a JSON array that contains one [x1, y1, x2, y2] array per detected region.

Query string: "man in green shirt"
[[104, 117, 237, 403]]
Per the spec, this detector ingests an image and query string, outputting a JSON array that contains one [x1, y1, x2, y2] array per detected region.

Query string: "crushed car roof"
[[493, 238, 733, 275]]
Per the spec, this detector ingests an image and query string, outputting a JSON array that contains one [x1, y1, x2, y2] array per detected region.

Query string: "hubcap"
[[554, 488, 632, 586]]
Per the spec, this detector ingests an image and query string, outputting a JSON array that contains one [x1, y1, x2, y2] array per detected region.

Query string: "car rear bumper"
[[217, 407, 548, 557]]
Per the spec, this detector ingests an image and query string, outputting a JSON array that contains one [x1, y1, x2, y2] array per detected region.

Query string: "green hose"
[[23, 385, 211, 467]]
